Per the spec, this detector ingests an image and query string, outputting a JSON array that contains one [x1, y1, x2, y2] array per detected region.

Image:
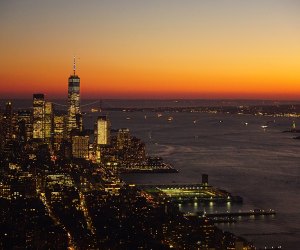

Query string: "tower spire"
[[73, 56, 76, 75]]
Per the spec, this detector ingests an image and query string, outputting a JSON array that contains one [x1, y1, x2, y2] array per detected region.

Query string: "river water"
[[86, 109, 300, 250]]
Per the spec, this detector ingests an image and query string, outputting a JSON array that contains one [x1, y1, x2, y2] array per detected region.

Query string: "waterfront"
[[85, 108, 300, 249], [6, 99, 300, 249]]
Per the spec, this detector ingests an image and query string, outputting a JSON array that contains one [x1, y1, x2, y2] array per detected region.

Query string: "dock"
[[204, 209, 276, 218], [138, 183, 243, 204], [185, 209, 276, 223]]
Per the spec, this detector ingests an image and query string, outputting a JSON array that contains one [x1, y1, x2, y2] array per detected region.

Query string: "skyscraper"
[[0, 108, 4, 151], [44, 102, 53, 145], [53, 115, 65, 151], [17, 110, 32, 142], [96, 116, 110, 146], [72, 135, 89, 159], [67, 57, 81, 137], [3, 101, 15, 141], [32, 94, 45, 140], [117, 128, 130, 149], [94, 116, 110, 163]]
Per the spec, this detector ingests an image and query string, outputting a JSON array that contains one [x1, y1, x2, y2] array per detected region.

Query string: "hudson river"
[[85, 103, 300, 250]]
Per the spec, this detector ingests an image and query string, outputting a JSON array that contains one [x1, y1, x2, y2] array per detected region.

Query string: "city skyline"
[[1, 2, 299, 247], [1, 0, 300, 100]]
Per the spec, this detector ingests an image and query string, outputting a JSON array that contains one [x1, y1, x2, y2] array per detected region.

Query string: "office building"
[[95, 116, 110, 145], [53, 115, 65, 151], [2, 101, 18, 142], [44, 102, 53, 145], [117, 128, 131, 149], [17, 110, 32, 142], [72, 135, 89, 159], [4, 101, 13, 140], [32, 94, 45, 140], [95, 116, 110, 163], [0, 109, 4, 151], [67, 58, 81, 136]]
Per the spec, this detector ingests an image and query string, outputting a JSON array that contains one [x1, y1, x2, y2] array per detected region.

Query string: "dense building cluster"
[[0, 60, 109, 165], [0, 95, 176, 173], [0, 156, 254, 249]]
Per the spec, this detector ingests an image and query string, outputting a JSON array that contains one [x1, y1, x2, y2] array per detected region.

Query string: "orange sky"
[[1, 1, 300, 99]]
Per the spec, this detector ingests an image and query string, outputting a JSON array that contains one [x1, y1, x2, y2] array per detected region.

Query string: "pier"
[[184, 209, 276, 221], [138, 183, 243, 204], [137, 174, 243, 203], [185, 209, 276, 224], [204, 209, 276, 218]]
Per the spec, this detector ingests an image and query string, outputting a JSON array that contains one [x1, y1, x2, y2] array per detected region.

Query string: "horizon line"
[[1, 97, 300, 102]]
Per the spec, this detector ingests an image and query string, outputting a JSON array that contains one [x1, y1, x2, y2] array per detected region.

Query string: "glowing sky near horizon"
[[1, 0, 300, 99]]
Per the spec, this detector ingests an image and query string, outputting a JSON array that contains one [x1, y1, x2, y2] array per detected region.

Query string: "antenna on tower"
[[99, 99, 102, 113], [73, 56, 76, 75]]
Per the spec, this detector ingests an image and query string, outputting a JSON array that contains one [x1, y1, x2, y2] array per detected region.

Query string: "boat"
[[167, 117, 173, 122]]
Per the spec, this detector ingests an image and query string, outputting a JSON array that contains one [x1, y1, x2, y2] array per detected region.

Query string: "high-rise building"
[[67, 58, 81, 137], [44, 102, 53, 145], [53, 115, 65, 151], [32, 94, 45, 140], [17, 110, 32, 142], [72, 135, 89, 159], [0, 108, 4, 151], [4, 101, 13, 140], [3, 101, 17, 141], [95, 116, 110, 146], [117, 128, 130, 149], [94, 116, 110, 163]]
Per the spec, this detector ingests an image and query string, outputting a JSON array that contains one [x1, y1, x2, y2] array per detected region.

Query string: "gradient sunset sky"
[[1, 0, 300, 99]]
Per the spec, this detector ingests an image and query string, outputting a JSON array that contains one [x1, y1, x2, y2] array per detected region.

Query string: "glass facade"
[[67, 75, 81, 136], [32, 94, 45, 139]]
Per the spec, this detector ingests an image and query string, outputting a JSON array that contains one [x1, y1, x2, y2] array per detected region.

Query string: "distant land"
[[2, 98, 300, 108], [2, 99, 300, 119]]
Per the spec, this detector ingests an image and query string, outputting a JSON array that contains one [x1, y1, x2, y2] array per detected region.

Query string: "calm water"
[[86, 110, 300, 250]]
